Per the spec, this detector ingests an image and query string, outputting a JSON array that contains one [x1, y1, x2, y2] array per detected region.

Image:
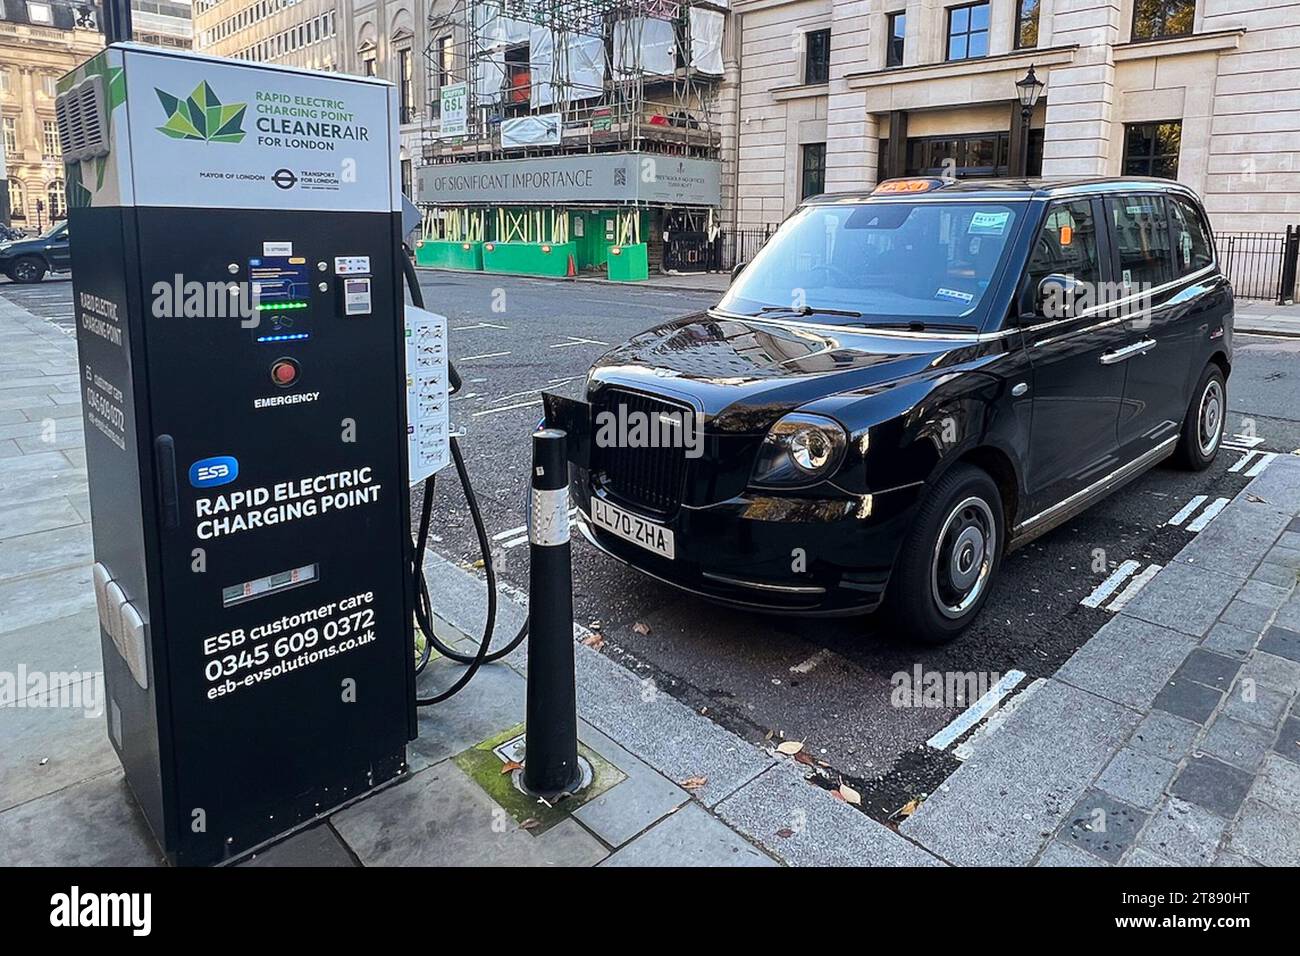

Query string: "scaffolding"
[[421, 0, 726, 165]]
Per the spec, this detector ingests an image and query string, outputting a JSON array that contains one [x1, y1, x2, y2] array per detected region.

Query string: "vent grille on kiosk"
[[55, 74, 110, 163], [592, 388, 692, 518]]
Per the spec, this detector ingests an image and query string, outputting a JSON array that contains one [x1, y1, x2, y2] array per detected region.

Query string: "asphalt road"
[[8, 271, 1299, 821]]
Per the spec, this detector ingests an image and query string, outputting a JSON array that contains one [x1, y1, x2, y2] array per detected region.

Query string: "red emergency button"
[[270, 357, 299, 387]]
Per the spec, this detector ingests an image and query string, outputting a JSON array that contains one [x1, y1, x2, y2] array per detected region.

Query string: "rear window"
[[1168, 196, 1214, 275], [1107, 195, 1171, 290]]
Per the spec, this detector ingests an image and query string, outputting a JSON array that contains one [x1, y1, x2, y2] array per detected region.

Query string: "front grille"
[[592, 388, 692, 517]]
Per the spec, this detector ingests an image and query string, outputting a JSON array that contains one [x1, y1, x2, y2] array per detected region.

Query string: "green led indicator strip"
[[256, 301, 309, 311]]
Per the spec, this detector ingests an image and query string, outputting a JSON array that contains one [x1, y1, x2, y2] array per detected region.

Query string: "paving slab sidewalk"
[[0, 293, 937, 867], [903, 455, 1300, 867]]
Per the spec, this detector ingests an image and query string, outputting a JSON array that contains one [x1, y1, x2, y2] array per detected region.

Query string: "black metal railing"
[[661, 224, 775, 275], [718, 225, 775, 273], [1214, 228, 1300, 304]]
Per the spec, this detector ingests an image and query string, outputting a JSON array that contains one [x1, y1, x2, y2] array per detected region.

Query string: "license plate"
[[589, 497, 675, 560]]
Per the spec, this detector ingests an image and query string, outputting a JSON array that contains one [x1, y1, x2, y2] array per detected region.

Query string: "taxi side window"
[[1025, 199, 1102, 295], [1107, 194, 1171, 289], [1169, 196, 1214, 275]]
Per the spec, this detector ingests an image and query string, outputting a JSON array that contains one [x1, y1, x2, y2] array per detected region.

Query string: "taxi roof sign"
[[873, 178, 945, 195]]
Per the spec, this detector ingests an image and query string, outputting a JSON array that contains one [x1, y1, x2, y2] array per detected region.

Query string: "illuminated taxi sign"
[[873, 178, 944, 195]]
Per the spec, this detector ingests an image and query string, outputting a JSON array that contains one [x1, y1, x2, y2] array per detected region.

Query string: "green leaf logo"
[[155, 81, 246, 143]]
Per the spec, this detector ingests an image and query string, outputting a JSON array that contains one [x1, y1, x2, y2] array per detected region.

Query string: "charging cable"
[[400, 250, 529, 705]]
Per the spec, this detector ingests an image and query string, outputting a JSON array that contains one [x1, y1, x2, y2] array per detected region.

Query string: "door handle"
[[1099, 339, 1157, 365]]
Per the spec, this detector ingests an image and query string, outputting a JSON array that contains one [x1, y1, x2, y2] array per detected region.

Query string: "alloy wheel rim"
[[1197, 379, 1223, 458], [930, 496, 997, 620], [14, 261, 38, 281]]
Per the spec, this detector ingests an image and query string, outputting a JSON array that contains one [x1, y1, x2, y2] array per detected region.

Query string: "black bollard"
[[522, 428, 582, 797]]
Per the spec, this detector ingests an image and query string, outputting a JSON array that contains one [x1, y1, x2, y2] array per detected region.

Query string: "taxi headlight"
[[750, 413, 847, 488]]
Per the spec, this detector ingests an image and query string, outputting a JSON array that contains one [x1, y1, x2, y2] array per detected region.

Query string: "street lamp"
[[1015, 65, 1045, 177]]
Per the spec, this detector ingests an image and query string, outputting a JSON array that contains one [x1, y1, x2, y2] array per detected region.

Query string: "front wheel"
[[1173, 364, 1226, 471], [882, 464, 1004, 645], [7, 256, 47, 284]]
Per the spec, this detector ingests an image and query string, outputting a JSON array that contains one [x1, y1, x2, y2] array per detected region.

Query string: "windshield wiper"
[[865, 320, 979, 332], [756, 305, 864, 319]]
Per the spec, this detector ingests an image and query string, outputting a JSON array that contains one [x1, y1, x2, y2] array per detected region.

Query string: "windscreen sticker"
[[968, 211, 1010, 236], [936, 287, 974, 303]]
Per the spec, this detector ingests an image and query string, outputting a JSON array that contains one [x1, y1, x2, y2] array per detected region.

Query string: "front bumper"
[[571, 476, 925, 615]]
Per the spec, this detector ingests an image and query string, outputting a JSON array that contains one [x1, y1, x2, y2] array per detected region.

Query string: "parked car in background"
[[0, 221, 71, 283], [570, 177, 1232, 643]]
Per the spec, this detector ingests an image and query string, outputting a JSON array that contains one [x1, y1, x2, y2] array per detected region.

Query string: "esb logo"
[[189, 455, 239, 488]]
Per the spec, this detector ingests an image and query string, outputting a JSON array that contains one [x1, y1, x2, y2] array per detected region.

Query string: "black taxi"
[[568, 177, 1232, 643]]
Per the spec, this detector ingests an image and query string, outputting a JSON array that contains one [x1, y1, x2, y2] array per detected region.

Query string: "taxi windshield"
[[718, 199, 1026, 327]]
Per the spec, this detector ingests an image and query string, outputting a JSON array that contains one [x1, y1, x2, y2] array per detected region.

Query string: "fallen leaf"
[[775, 740, 804, 756], [775, 827, 795, 839], [519, 818, 541, 830], [895, 798, 921, 820], [500, 760, 523, 775], [581, 632, 605, 650], [471, 559, 485, 570], [680, 775, 708, 791], [632, 621, 651, 635], [830, 789, 846, 802], [839, 783, 862, 806], [794, 751, 816, 767], [1246, 493, 1268, 504]]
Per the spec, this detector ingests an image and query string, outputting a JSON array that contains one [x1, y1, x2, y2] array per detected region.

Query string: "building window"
[[398, 46, 414, 124], [438, 36, 454, 87], [3, 117, 16, 155], [27, 2, 53, 24], [1123, 121, 1182, 178], [1014, 0, 1040, 49], [43, 120, 60, 159], [401, 158, 412, 198], [886, 12, 906, 68], [947, 2, 990, 61], [8, 180, 24, 221], [0, 69, 10, 94], [801, 143, 826, 199], [1132, 0, 1195, 41], [42, 75, 58, 97], [804, 29, 831, 85], [47, 179, 65, 220]]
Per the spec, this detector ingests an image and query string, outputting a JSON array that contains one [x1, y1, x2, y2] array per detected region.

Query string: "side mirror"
[[731, 260, 747, 284], [1035, 273, 1081, 320]]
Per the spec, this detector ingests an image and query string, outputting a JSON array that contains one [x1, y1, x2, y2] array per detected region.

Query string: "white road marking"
[[459, 351, 511, 362], [488, 376, 582, 405], [1080, 560, 1141, 608], [1223, 433, 1265, 449], [1185, 496, 1230, 533], [471, 399, 542, 417], [502, 533, 530, 549], [548, 336, 609, 349], [954, 677, 1047, 761], [1244, 452, 1277, 478], [453, 322, 509, 331], [1167, 495, 1208, 526], [1230, 450, 1261, 473], [1105, 563, 1163, 613], [926, 670, 1027, 752], [789, 648, 833, 675]]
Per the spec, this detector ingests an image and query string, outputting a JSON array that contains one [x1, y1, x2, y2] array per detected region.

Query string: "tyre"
[[1173, 363, 1226, 471], [7, 256, 47, 284], [882, 464, 1004, 645]]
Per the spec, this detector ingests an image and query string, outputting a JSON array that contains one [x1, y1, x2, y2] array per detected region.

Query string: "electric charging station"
[[60, 44, 426, 865]]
